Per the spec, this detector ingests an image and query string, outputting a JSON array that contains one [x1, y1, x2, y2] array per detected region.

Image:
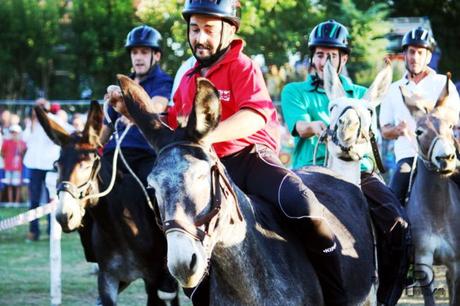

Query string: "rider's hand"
[[105, 85, 130, 118], [394, 120, 408, 137], [296, 121, 326, 138]]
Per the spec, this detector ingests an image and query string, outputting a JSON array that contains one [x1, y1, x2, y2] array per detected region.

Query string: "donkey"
[[117, 74, 376, 305], [321, 58, 414, 305], [34, 101, 179, 306], [402, 75, 460, 306], [322, 58, 392, 186]]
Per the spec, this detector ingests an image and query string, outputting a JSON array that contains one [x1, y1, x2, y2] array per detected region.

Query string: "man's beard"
[[193, 43, 213, 60]]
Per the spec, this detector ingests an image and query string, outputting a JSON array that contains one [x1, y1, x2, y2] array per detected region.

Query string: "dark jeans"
[[28, 168, 50, 239], [389, 157, 415, 206], [361, 172, 410, 306]]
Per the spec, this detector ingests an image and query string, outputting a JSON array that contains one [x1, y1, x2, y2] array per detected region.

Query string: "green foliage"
[[136, 0, 187, 76], [3, 0, 450, 99], [65, 0, 137, 99], [0, 0, 61, 99]]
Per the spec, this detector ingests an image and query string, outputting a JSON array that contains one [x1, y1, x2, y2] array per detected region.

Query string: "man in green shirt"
[[281, 20, 411, 306]]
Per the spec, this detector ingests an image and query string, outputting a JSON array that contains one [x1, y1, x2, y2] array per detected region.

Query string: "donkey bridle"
[[324, 105, 386, 172], [160, 141, 242, 242], [56, 150, 101, 200], [326, 106, 364, 156]]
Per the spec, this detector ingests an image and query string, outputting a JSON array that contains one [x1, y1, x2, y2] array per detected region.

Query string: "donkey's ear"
[[82, 100, 104, 147], [363, 58, 393, 109], [117, 74, 172, 151], [434, 72, 451, 109], [323, 58, 346, 101], [34, 106, 71, 146], [185, 78, 221, 141]]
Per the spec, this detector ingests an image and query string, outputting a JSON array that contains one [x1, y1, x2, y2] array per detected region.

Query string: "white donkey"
[[321, 58, 393, 186]]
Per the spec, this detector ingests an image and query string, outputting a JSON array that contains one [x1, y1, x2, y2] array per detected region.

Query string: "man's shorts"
[[4, 170, 22, 186]]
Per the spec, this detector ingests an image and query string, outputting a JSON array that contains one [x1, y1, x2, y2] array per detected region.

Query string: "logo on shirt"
[[218, 90, 231, 102]]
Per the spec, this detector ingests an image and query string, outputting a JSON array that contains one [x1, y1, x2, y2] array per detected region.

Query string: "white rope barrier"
[[0, 200, 57, 231]]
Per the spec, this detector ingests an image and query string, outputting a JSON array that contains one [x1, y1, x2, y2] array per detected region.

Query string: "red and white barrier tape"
[[0, 200, 57, 231]]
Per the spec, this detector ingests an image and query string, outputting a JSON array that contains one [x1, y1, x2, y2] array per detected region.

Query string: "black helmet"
[[401, 26, 436, 52], [308, 20, 350, 54], [182, 0, 241, 30], [125, 25, 162, 52]]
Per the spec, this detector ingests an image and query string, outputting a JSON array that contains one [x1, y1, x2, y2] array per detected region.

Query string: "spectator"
[[23, 98, 73, 241], [1, 124, 26, 203], [71, 113, 85, 132]]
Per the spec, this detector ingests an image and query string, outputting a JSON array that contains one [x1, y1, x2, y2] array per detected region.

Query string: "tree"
[[65, 0, 137, 99], [0, 0, 61, 99]]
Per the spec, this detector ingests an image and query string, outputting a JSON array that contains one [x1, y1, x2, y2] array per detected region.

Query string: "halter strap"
[[159, 141, 242, 242]]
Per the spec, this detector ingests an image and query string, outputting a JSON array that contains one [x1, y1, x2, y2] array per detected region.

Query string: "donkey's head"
[[401, 74, 458, 174], [118, 75, 243, 288], [324, 58, 392, 162], [35, 101, 103, 232]]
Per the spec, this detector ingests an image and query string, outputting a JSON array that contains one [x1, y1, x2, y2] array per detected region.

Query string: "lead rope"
[[404, 156, 418, 206], [80, 117, 129, 201], [313, 129, 328, 166], [116, 127, 155, 212]]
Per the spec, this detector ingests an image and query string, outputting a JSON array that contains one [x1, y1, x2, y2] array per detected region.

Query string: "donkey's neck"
[[413, 159, 460, 213], [327, 155, 361, 186], [211, 194, 279, 304]]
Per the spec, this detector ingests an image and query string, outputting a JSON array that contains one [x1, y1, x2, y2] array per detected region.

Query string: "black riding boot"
[[308, 246, 348, 306]]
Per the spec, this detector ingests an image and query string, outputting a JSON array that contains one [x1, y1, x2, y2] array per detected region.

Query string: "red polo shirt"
[[168, 39, 280, 158]]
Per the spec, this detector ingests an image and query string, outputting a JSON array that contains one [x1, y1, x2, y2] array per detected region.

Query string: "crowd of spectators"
[[0, 99, 86, 241]]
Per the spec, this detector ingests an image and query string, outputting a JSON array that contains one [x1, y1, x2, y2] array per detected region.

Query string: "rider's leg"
[[389, 157, 415, 206], [222, 144, 348, 306], [28, 168, 47, 240], [361, 172, 411, 306]]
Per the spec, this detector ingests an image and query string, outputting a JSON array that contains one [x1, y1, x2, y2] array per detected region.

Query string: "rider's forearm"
[[295, 121, 318, 139], [205, 109, 265, 144], [99, 125, 114, 146], [381, 124, 400, 140], [151, 96, 169, 114]]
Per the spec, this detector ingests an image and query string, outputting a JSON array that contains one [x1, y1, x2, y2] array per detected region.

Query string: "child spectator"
[[1, 124, 26, 203]]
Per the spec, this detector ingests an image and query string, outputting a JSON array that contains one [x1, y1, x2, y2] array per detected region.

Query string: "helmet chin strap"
[[187, 20, 230, 76]]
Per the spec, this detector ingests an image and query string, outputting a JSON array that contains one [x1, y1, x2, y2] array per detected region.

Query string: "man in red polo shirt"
[[168, 1, 347, 305]]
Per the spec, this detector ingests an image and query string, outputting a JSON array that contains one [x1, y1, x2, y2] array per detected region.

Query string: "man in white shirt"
[[23, 98, 74, 241], [380, 27, 460, 205]]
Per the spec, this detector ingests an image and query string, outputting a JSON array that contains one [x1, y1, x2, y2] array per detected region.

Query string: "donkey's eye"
[[415, 128, 424, 136]]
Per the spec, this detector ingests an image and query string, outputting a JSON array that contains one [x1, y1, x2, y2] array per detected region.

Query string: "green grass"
[[0, 207, 450, 306], [0, 207, 192, 306]]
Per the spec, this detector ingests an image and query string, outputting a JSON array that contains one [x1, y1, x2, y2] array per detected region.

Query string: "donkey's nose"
[[189, 253, 197, 272]]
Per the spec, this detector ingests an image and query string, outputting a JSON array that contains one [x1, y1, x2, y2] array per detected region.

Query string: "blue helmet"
[[308, 20, 350, 54], [182, 0, 241, 30], [401, 26, 436, 52], [125, 25, 162, 52]]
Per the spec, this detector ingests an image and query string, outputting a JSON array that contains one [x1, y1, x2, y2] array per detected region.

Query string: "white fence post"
[[47, 171, 61, 306], [50, 208, 62, 306]]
